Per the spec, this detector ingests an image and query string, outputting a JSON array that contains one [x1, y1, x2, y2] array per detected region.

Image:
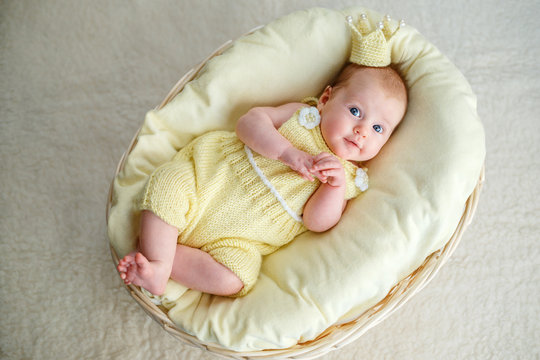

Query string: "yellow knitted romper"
[[140, 107, 364, 296]]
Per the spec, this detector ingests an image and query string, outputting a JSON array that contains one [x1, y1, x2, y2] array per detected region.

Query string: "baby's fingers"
[[318, 168, 343, 178], [310, 170, 327, 183], [311, 157, 341, 172], [297, 167, 315, 181], [313, 152, 332, 163]]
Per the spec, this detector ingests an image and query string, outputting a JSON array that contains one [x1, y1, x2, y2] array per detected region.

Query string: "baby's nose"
[[354, 126, 368, 138]]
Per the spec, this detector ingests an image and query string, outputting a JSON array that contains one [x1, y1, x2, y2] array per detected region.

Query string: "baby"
[[117, 15, 408, 297]]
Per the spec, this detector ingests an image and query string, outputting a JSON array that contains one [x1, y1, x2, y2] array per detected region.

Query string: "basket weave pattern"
[[106, 35, 484, 360]]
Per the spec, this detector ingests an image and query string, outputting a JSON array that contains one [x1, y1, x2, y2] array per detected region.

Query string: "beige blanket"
[[1, 0, 538, 359]]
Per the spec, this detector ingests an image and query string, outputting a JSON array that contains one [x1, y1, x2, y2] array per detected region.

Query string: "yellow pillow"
[[108, 6, 485, 351]]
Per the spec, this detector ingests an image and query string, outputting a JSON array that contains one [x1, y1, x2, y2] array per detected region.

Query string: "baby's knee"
[[203, 239, 262, 296], [218, 272, 244, 297]]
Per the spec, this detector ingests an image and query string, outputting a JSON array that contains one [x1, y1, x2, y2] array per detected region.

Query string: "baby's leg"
[[170, 245, 244, 296], [117, 210, 178, 295]]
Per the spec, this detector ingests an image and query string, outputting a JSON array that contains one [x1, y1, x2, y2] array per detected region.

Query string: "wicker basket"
[[106, 33, 485, 360]]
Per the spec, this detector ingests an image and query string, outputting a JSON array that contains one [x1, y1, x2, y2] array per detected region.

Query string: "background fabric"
[[1, 0, 538, 359]]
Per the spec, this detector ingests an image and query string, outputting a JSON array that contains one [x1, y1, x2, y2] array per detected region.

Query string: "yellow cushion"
[[108, 6, 485, 351]]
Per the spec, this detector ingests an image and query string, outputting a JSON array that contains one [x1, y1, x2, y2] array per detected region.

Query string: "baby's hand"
[[278, 146, 317, 181], [309, 152, 345, 187]]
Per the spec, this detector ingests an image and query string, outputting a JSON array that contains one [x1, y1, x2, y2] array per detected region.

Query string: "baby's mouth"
[[346, 138, 362, 150]]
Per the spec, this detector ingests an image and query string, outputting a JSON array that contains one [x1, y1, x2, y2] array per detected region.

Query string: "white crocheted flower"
[[298, 106, 321, 129], [355, 168, 369, 192]]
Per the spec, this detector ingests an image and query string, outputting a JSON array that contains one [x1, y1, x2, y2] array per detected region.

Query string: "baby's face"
[[317, 69, 406, 163]]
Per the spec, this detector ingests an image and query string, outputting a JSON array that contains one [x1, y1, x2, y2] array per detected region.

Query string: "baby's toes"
[[125, 268, 136, 283], [134, 253, 151, 269], [118, 258, 130, 267]]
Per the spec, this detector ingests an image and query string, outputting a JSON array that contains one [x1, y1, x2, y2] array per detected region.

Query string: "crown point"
[[399, 19, 406, 28], [348, 12, 402, 67], [346, 15, 353, 23]]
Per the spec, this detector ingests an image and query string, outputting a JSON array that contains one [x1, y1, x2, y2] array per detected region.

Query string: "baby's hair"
[[332, 63, 408, 106]]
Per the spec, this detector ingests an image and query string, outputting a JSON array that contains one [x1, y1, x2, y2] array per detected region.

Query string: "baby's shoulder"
[[272, 102, 308, 129], [276, 102, 308, 118], [247, 102, 305, 130]]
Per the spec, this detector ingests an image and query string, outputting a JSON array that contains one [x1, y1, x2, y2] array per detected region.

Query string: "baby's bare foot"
[[117, 252, 169, 295], [117, 252, 136, 282]]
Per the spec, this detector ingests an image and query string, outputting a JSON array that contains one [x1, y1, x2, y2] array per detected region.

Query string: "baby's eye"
[[349, 107, 361, 117], [373, 124, 383, 133]]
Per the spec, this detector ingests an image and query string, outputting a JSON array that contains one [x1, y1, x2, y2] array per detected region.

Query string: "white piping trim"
[[244, 145, 303, 223]]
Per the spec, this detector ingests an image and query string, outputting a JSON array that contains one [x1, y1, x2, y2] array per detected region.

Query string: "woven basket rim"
[[106, 30, 485, 360]]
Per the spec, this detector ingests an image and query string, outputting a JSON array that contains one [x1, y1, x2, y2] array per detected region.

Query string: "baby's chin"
[[339, 155, 362, 166], [336, 151, 363, 165], [347, 155, 374, 165]]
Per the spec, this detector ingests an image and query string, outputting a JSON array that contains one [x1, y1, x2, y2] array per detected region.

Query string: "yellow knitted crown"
[[347, 14, 405, 67]]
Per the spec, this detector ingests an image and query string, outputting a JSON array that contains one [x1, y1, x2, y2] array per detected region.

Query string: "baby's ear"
[[317, 86, 332, 111]]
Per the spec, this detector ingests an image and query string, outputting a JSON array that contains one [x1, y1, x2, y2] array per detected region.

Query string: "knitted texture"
[[140, 108, 361, 296], [347, 14, 403, 67]]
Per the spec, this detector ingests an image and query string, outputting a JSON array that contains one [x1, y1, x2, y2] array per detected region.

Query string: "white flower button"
[[298, 106, 321, 129], [355, 168, 369, 191]]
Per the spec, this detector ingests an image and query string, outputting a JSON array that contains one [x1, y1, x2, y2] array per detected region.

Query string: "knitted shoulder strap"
[[301, 96, 319, 107]]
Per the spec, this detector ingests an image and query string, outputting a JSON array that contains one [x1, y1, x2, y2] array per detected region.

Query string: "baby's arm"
[[302, 153, 348, 232], [236, 103, 318, 181]]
